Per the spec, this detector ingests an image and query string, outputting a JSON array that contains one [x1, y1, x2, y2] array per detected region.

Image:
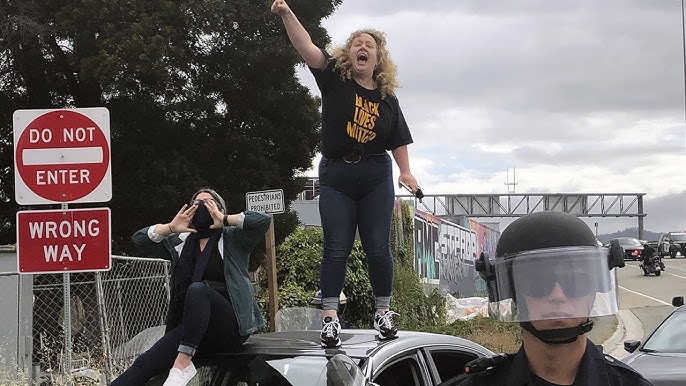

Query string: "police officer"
[[456, 211, 653, 386]]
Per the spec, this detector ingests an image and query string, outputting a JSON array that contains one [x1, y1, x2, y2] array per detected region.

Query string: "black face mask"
[[192, 203, 213, 230]]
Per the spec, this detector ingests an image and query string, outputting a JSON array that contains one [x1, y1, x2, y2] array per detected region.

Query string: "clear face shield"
[[486, 246, 618, 323]]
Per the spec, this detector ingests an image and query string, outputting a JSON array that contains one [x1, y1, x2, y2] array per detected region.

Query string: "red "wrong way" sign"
[[13, 108, 111, 205], [17, 208, 111, 274]]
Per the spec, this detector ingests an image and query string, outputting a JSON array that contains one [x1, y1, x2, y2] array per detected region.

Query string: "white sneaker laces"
[[378, 311, 399, 329], [323, 319, 340, 337]]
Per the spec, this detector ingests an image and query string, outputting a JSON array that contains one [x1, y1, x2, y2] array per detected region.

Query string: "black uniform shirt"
[[458, 339, 654, 386]]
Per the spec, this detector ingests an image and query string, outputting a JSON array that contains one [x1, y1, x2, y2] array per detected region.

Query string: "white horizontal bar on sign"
[[22, 147, 104, 165]]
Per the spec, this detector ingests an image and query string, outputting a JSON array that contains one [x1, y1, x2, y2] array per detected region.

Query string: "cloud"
[[294, 0, 686, 231]]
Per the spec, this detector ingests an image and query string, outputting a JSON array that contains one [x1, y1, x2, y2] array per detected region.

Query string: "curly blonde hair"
[[330, 28, 401, 98]]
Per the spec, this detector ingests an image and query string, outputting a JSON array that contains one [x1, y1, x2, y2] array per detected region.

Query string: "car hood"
[[623, 352, 686, 385]]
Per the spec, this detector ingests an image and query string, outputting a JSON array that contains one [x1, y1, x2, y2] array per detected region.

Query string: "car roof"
[[235, 329, 491, 359]]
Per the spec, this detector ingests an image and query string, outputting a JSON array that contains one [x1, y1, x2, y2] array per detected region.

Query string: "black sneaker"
[[374, 311, 399, 340], [321, 316, 341, 348]]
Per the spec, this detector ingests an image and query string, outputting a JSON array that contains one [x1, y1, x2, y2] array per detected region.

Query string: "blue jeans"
[[110, 282, 247, 386], [318, 153, 394, 311]]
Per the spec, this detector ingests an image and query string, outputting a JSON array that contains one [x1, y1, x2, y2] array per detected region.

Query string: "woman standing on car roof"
[[272, 0, 420, 348]]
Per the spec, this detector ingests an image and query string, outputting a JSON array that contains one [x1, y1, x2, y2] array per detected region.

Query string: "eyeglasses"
[[519, 272, 594, 299]]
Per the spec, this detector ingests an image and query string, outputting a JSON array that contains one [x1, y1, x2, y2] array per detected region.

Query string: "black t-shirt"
[[309, 52, 413, 158]]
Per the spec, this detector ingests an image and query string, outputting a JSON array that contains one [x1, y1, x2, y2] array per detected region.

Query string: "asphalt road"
[[616, 257, 686, 337]]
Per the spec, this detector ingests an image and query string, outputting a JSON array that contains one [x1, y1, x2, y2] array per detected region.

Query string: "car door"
[[422, 346, 487, 385], [659, 234, 669, 256], [371, 350, 431, 386]]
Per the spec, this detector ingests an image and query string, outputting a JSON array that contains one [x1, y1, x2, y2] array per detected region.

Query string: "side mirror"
[[624, 340, 641, 353], [673, 296, 684, 307], [323, 354, 367, 386], [475, 252, 497, 302]]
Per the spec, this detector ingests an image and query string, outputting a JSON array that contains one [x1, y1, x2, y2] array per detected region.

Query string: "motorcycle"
[[639, 252, 665, 276]]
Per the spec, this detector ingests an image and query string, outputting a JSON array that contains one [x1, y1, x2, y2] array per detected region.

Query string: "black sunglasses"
[[519, 272, 594, 299]]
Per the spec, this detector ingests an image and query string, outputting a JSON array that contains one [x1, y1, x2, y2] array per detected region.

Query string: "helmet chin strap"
[[520, 319, 594, 344]]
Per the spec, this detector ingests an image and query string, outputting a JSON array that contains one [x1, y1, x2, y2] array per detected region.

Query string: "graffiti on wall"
[[412, 207, 500, 297], [413, 210, 440, 285]]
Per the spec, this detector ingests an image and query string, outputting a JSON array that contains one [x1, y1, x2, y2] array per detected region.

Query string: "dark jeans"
[[110, 282, 247, 386], [318, 154, 395, 311]]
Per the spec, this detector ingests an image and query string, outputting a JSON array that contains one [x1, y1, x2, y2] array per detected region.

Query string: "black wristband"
[[223, 214, 229, 226]]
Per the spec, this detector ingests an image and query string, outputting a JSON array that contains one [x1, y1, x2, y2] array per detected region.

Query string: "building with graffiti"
[[413, 207, 499, 297]]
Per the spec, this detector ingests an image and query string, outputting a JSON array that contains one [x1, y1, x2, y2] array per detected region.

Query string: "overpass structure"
[[400, 193, 647, 239]]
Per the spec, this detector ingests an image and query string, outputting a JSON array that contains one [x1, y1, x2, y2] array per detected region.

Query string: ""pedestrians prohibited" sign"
[[246, 189, 284, 214], [13, 108, 111, 204]]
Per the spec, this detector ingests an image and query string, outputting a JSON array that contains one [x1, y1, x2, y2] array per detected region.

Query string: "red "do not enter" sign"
[[13, 108, 111, 204]]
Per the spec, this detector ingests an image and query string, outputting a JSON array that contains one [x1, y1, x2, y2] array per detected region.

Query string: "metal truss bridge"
[[400, 193, 647, 239]]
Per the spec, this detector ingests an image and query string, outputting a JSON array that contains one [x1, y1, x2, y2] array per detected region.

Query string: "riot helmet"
[[476, 211, 620, 344]]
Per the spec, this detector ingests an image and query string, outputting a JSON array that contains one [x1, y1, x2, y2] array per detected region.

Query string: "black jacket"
[[457, 339, 654, 386]]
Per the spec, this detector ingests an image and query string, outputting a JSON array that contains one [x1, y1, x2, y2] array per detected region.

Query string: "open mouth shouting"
[[356, 51, 368, 64]]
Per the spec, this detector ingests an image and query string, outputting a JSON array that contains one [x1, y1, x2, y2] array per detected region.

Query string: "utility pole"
[[504, 167, 518, 194]]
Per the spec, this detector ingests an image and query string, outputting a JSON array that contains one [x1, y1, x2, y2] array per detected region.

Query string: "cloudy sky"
[[294, 0, 686, 234]]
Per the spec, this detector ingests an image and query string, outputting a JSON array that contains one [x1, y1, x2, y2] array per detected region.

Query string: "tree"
[[0, 0, 341, 253]]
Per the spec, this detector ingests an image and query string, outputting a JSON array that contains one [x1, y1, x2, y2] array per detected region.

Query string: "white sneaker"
[[321, 316, 342, 348], [162, 362, 197, 386]]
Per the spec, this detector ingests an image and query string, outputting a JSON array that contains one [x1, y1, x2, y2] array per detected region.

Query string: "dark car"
[[622, 296, 686, 385], [658, 232, 686, 259], [610, 237, 644, 261], [146, 329, 494, 386]]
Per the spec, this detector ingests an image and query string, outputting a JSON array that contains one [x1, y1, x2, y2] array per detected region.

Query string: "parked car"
[[622, 296, 686, 385], [146, 329, 494, 386], [658, 232, 686, 259], [610, 237, 644, 261]]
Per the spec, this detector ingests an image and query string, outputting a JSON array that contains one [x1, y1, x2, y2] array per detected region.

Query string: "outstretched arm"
[[271, 0, 327, 69]]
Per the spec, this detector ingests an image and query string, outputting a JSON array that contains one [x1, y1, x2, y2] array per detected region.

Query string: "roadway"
[[607, 256, 686, 358]]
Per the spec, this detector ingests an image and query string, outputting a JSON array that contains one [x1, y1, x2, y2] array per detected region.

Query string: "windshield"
[[670, 233, 686, 242], [642, 311, 686, 353], [617, 238, 641, 247], [212, 354, 363, 386]]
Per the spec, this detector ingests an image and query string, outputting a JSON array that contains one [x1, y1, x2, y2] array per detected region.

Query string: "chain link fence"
[[32, 256, 170, 385]]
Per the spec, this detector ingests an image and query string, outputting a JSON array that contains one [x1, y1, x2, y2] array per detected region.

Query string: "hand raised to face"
[[170, 204, 198, 233], [203, 198, 225, 229]]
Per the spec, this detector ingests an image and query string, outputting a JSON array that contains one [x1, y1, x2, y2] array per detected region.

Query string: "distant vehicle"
[[658, 232, 686, 259], [639, 240, 659, 250], [145, 329, 494, 386], [610, 237, 644, 261], [622, 296, 686, 385]]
